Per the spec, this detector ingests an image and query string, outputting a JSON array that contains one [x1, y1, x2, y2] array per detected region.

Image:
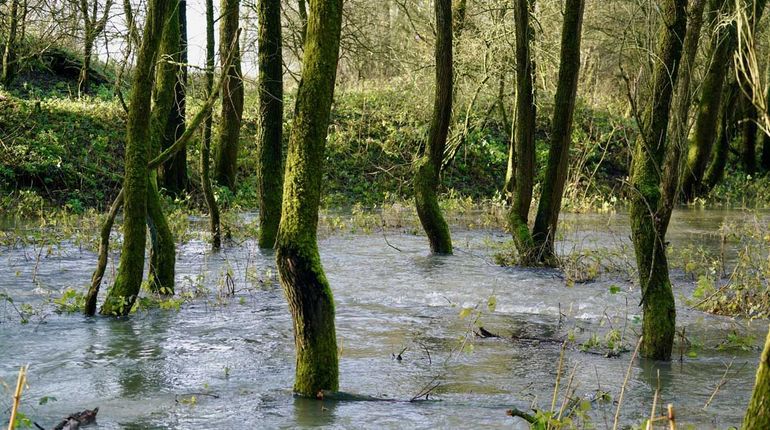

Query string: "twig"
[[9, 365, 28, 430], [551, 341, 567, 413], [703, 358, 743, 410], [613, 336, 642, 430]]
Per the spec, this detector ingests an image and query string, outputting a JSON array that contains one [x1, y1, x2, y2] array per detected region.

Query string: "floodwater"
[[0, 208, 767, 429]]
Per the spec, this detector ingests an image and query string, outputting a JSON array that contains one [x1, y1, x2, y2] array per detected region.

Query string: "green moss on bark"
[[256, 0, 284, 249], [628, 0, 686, 360], [532, 0, 584, 265], [507, 0, 536, 264], [682, 0, 735, 200], [147, 174, 176, 294], [101, 0, 171, 316], [275, 0, 343, 397], [414, 0, 453, 255], [214, 0, 244, 191], [743, 326, 770, 429]]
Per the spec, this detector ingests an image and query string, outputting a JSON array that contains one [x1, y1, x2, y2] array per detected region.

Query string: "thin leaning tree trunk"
[[628, 0, 687, 360], [531, 0, 585, 265], [256, 0, 284, 249], [201, 0, 221, 249], [275, 0, 344, 396], [414, 0, 453, 254]]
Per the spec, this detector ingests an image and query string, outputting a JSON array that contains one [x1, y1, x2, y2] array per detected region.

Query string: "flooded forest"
[[5, 0, 770, 428]]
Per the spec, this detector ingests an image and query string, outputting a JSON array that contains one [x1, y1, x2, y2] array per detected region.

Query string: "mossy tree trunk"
[[256, 0, 283, 249], [275, 0, 343, 397], [507, 0, 537, 263], [743, 326, 770, 429], [660, 0, 707, 231], [201, 0, 221, 249], [101, 0, 171, 316], [161, 0, 189, 195], [144, 0, 182, 295], [297, 0, 307, 46], [741, 96, 759, 174], [704, 76, 739, 189], [2, 0, 20, 86], [531, 0, 584, 265], [214, 0, 244, 191], [414, 0, 453, 254], [681, 0, 735, 200], [628, 0, 687, 360]]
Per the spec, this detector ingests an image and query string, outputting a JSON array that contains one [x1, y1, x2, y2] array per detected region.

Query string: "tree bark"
[[531, 0, 584, 265], [704, 76, 739, 189], [257, 0, 284, 249], [161, 0, 189, 195], [681, 0, 735, 200], [659, 0, 707, 231], [101, 0, 171, 316], [2, 0, 20, 86], [143, 0, 182, 295], [628, 0, 686, 360], [201, 0, 221, 249], [214, 0, 244, 191], [737, 0, 767, 175], [743, 325, 770, 429], [297, 0, 307, 46], [414, 0, 453, 254], [508, 0, 537, 263], [275, 0, 343, 397]]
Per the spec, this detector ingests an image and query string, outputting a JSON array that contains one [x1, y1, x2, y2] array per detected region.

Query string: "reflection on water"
[[0, 208, 767, 429]]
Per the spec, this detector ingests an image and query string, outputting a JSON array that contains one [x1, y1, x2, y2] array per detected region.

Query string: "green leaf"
[[459, 307, 473, 319], [39, 396, 57, 405], [487, 295, 497, 313], [608, 285, 621, 294]]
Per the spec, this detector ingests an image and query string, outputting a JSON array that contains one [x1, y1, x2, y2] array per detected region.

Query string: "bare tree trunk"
[[201, 0, 220, 249], [531, 0, 585, 265], [508, 0, 537, 263]]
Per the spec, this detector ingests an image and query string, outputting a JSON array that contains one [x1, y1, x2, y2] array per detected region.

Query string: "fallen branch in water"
[[46, 408, 99, 430], [506, 407, 536, 424]]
